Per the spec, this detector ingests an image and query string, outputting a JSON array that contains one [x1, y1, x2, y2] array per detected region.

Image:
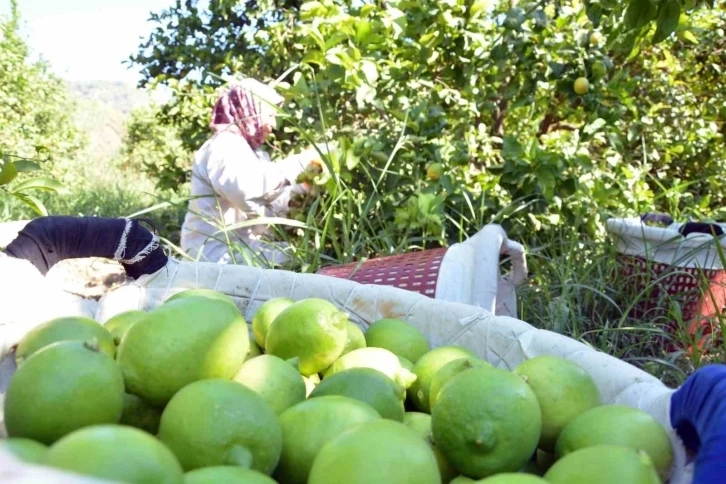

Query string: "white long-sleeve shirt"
[[180, 131, 307, 266]]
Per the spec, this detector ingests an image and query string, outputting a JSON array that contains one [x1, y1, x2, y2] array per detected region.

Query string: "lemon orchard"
[[2, 288, 673, 483]]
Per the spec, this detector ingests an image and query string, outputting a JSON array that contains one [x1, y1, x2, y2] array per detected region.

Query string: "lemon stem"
[[83, 337, 101, 352]]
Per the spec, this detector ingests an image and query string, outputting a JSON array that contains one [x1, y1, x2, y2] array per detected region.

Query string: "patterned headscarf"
[[209, 78, 284, 150]]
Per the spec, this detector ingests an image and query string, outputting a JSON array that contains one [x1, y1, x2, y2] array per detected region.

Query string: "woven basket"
[[607, 215, 726, 351]]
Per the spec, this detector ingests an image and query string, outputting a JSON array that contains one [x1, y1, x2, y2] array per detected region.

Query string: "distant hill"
[[68, 80, 155, 116], [66, 80, 157, 164]]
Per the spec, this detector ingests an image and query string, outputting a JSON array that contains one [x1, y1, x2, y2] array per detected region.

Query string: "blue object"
[[670, 364, 726, 483]]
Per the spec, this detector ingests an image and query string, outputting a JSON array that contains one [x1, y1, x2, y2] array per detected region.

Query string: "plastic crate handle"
[[472, 224, 528, 313]]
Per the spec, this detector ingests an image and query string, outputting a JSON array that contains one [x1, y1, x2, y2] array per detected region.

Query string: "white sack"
[[0, 254, 98, 358], [0, 258, 692, 482]]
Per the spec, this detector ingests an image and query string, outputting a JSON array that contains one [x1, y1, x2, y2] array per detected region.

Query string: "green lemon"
[[408, 345, 478, 413], [251, 297, 294, 349], [274, 395, 381, 484], [4, 340, 125, 445], [233, 354, 306, 415], [429, 357, 493, 410], [117, 296, 249, 406], [403, 411, 459, 483], [103, 310, 147, 347], [184, 466, 277, 484], [323, 347, 417, 390], [119, 392, 163, 435], [478, 474, 548, 483], [158, 379, 282, 474], [342, 321, 367, 355], [513, 356, 600, 451], [310, 367, 406, 421], [554, 404, 673, 479], [308, 419, 441, 484], [431, 367, 542, 479], [364, 318, 430, 363], [0, 438, 48, 464], [265, 298, 348, 376], [46, 424, 184, 483], [574, 77, 589, 95], [16, 316, 116, 365], [165, 288, 238, 308], [544, 444, 661, 483]]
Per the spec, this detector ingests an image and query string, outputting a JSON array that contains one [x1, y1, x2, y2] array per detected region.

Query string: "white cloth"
[[180, 131, 309, 266]]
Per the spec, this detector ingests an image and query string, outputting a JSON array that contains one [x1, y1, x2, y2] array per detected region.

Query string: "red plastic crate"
[[316, 248, 448, 298]]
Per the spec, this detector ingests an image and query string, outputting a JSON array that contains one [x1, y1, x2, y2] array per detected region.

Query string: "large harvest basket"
[[1, 216, 720, 483], [606, 214, 726, 350]]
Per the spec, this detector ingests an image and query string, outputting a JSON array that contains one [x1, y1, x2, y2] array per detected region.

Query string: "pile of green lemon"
[[1, 289, 673, 484]]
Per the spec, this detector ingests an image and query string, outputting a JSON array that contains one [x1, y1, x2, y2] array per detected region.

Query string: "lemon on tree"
[[274, 395, 381, 484], [184, 466, 277, 484], [4, 340, 125, 445], [157, 379, 282, 474], [544, 445, 661, 484], [251, 297, 294, 348], [408, 345, 477, 413], [513, 356, 600, 451], [233, 354, 307, 415], [403, 411, 459, 483], [117, 295, 249, 406], [323, 347, 417, 389], [427, 163, 444, 181], [364, 318, 430, 363], [46, 424, 184, 484], [265, 298, 349, 376], [308, 419, 442, 484], [574, 77, 589, 95], [431, 367, 542, 479], [15, 316, 116, 365], [554, 404, 673, 479], [0, 438, 48, 464], [310, 367, 406, 421]]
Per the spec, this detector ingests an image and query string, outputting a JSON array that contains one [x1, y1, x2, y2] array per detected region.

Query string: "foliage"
[[127, 0, 725, 253], [120, 105, 193, 192], [0, 0, 83, 215]]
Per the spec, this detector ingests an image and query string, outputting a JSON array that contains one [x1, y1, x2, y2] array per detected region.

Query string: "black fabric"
[[4, 216, 168, 279]]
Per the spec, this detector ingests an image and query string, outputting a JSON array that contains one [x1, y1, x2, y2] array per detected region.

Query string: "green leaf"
[[677, 29, 699, 44], [583, 118, 607, 135], [624, 0, 658, 30], [502, 136, 524, 160], [13, 193, 48, 217], [652, 0, 681, 44], [359, 59, 379, 85], [585, 4, 603, 28], [9, 177, 65, 194], [12, 160, 42, 173]]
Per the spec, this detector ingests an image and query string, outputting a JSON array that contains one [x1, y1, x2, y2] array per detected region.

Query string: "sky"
[[1, 0, 175, 84]]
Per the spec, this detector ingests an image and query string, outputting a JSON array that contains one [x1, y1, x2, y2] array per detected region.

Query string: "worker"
[[180, 78, 320, 266]]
